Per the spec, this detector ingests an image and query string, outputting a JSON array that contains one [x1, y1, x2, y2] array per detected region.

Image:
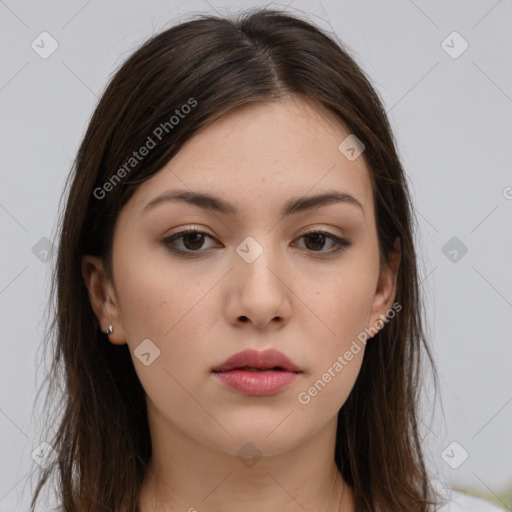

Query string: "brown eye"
[[303, 232, 328, 251], [162, 228, 351, 258], [181, 231, 206, 250], [163, 228, 218, 255], [296, 231, 352, 254]]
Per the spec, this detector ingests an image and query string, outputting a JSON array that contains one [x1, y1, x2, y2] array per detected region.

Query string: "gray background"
[[1, 0, 511, 510]]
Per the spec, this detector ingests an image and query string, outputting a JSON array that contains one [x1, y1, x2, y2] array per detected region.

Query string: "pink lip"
[[212, 349, 302, 397], [212, 348, 301, 373]]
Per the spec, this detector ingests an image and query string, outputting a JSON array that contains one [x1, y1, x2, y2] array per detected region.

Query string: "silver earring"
[[105, 324, 113, 335]]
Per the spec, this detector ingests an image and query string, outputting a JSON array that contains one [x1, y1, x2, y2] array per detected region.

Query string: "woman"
[[29, 7, 504, 512]]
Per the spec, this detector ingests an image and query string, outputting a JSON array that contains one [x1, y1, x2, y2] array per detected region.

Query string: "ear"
[[81, 254, 127, 345], [368, 237, 401, 337]]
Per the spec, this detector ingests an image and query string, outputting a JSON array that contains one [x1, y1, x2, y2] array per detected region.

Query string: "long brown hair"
[[30, 7, 443, 511]]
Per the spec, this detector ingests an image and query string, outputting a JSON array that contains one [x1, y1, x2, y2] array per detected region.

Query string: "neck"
[[138, 400, 354, 512]]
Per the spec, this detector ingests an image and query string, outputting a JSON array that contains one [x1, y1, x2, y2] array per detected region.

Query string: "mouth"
[[211, 349, 302, 396]]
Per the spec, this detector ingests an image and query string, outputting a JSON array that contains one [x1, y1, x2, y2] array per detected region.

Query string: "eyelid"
[[164, 224, 347, 240], [296, 223, 347, 237], [165, 224, 215, 238]]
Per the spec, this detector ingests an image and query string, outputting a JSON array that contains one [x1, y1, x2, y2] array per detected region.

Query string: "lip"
[[212, 348, 301, 373], [212, 349, 302, 397]]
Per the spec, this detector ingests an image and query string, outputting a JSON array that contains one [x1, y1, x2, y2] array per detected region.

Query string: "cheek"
[[293, 267, 373, 420], [113, 248, 219, 391], [293, 284, 369, 415], [113, 241, 214, 340], [115, 264, 216, 432], [297, 255, 378, 349]]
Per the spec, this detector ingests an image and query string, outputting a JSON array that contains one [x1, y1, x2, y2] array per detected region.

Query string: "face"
[[82, 95, 399, 458]]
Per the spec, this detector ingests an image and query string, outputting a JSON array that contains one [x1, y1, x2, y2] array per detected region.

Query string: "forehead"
[[124, 95, 373, 220]]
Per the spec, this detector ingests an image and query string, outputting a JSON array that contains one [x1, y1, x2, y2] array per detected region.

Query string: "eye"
[[294, 230, 352, 254], [162, 227, 352, 257], [163, 228, 218, 255]]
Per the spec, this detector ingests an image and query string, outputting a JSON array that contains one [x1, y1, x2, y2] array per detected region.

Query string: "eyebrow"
[[143, 189, 364, 219]]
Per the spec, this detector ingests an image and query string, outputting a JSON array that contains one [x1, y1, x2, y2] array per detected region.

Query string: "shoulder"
[[437, 489, 507, 511]]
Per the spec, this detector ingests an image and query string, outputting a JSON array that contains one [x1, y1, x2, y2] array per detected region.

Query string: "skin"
[[82, 94, 400, 512]]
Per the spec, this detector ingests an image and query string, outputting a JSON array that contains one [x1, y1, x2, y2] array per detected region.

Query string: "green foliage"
[[452, 486, 512, 510]]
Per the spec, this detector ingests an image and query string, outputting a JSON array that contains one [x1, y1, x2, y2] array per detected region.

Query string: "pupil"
[[184, 232, 204, 250], [305, 233, 325, 251]]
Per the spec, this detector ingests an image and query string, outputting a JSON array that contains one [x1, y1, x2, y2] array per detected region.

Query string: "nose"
[[226, 239, 292, 330]]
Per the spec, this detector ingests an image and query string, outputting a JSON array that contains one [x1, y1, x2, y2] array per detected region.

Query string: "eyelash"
[[162, 227, 352, 257]]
